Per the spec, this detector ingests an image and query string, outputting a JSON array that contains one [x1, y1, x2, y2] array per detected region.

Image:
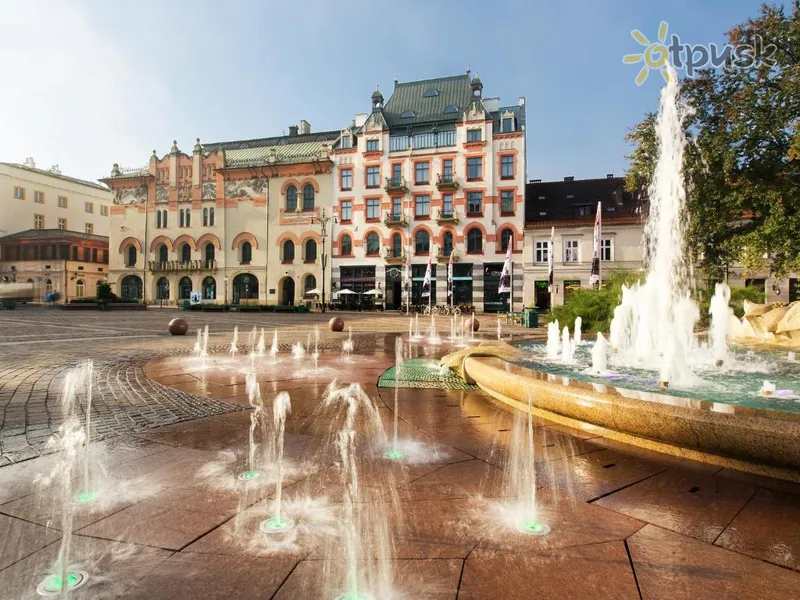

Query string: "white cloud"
[[0, 1, 169, 182]]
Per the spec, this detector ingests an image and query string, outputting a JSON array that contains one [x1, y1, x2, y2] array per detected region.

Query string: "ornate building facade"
[[330, 73, 526, 312], [102, 124, 337, 305]]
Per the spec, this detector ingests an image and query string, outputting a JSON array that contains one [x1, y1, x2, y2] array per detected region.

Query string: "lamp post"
[[224, 275, 229, 309], [311, 207, 337, 313]]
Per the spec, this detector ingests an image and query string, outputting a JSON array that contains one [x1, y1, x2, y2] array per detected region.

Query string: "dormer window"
[[340, 134, 352, 149], [502, 117, 513, 132], [366, 139, 379, 152], [577, 204, 592, 217], [443, 105, 459, 114], [423, 89, 439, 97], [467, 129, 482, 142], [400, 110, 415, 119]]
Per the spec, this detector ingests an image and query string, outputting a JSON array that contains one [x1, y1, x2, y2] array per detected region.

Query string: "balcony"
[[436, 173, 459, 191], [435, 208, 459, 224], [149, 259, 217, 272], [436, 249, 458, 263], [384, 248, 406, 264], [384, 177, 408, 194], [383, 210, 407, 227]]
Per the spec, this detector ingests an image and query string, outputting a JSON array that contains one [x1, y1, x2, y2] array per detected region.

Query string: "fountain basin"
[[462, 356, 800, 481]]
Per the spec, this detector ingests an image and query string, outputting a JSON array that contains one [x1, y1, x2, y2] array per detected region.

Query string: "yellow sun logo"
[[623, 21, 673, 86]]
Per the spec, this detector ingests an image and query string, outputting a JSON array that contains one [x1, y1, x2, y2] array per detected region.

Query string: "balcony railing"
[[436, 173, 459, 191], [149, 259, 217, 272], [383, 210, 407, 227], [436, 248, 458, 262], [384, 177, 408, 193], [384, 249, 406, 264], [435, 208, 459, 224]]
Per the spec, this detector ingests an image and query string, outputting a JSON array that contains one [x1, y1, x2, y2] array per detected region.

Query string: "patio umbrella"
[[363, 289, 383, 296], [337, 289, 357, 295], [305, 288, 323, 296]]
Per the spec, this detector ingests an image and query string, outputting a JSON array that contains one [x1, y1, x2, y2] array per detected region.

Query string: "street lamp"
[[311, 207, 337, 313], [224, 275, 229, 308]]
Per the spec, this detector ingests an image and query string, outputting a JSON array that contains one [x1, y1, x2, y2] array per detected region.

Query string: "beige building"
[[101, 126, 337, 305], [523, 176, 646, 309], [0, 159, 111, 237]]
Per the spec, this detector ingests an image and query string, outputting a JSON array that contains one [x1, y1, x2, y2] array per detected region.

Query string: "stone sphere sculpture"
[[168, 318, 189, 336], [464, 316, 480, 332], [329, 316, 345, 332]]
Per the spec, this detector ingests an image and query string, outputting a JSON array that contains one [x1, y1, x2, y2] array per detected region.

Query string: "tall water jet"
[[560, 326, 573, 363], [427, 313, 440, 344], [414, 313, 421, 340], [607, 65, 699, 386], [591, 333, 609, 375], [269, 330, 279, 363], [385, 337, 404, 460], [709, 282, 732, 366], [239, 371, 265, 481], [230, 325, 239, 357], [573, 317, 582, 347], [256, 328, 266, 358], [408, 316, 414, 341], [497, 319, 502, 341], [193, 328, 203, 356], [546, 320, 560, 359], [77, 361, 95, 504], [248, 326, 258, 366], [342, 327, 354, 361], [469, 312, 477, 341], [312, 326, 321, 372], [260, 392, 293, 533]]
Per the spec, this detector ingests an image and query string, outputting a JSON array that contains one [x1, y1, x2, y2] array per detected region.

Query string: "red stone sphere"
[[329, 316, 345, 332], [464, 317, 480, 332], [168, 318, 189, 336]]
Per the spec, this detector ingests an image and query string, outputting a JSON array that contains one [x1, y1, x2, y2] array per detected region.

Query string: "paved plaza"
[[0, 307, 798, 598]]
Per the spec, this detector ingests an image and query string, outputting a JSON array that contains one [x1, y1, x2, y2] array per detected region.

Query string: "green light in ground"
[[238, 470, 261, 481], [37, 571, 88, 595], [383, 450, 404, 460], [75, 491, 96, 504], [518, 520, 551, 536], [260, 517, 295, 534]]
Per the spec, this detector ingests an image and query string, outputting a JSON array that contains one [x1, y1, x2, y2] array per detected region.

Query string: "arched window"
[[204, 243, 215, 264], [179, 276, 192, 300], [365, 232, 380, 256], [203, 207, 208, 226], [156, 277, 169, 300], [392, 234, 402, 258], [185, 208, 191, 227], [121, 275, 143, 299], [500, 229, 513, 252], [286, 185, 297, 211], [233, 273, 258, 303], [415, 230, 430, 254], [209, 207, 215, 226], [179, 209, 185, 228], [75, 279, 85, 298], [45, 279, 53, 295], [126, 245, 137, 267], [157, 211, 162, 228], [283, 240, 295, 262], [302, 184, 315, 211], [304, 275, 317, 295], [158, 244, 168, 263], [241, 241, 252, 264], [181, 243, 191, 263], [442, 231, 454, 256], [340, 235, 352, 256], [162, 210, 168, 228], [467, 228, 483, 253], [304, 239, 317, 262], [202, 276, 216, 300]]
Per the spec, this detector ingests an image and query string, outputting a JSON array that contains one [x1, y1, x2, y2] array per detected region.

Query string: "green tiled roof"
[[383, 75, 473, 129], [222, 139, 332, 168]]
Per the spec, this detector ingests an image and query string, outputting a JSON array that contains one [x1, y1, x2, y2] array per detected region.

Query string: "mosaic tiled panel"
[[378, 359, 478, 390]]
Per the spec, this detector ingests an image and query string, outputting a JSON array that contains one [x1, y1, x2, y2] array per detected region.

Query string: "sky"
[[0, 0, 786, 185]]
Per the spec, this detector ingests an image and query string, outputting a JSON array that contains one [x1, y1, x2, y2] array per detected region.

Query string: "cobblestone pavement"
[[0, 306, 536, 464]]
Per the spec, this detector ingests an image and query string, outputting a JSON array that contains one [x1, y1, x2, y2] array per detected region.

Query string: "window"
[[442, 194, 453, 217], [341, 200, 352, 222], [366, 139, 379, 152], [442, 231, 454, 255], [340, 234, 352, 256], [304, 239, 317, 262], [76, 280, 85, 298], [241, 241, 252, 264], [577, 204, 592, 217], [415, 230, 430, 254], [438, 130, 457, 146], [365, 232, 380, 255], [45, 280, 53, 295], [85, 201, 94, 213], [303, 184, 315, 211], [500, 229, 513, 252], [181, 243, 191, 263], [58, 218, 67, 230], [391, 197, 403, 219], [157, 244, 168, 263], [127, 246, 137, 267], [502, 117, 513, 132], [423, 88, 439, 97], [304, 275, 317, 295], [156, 277, 169, 300], [286, 185, 297, 211], [390, 135, 410, 151], [179, 277, 192, 300], [162, 210, 167, 227], [14, 186, 24, 199], [467, 157, 482, 180], [501, 190, 515, 214], [340, 134, 352, 149], [366, 166, 380, 188], [467, 228, 483, 253], [157, 211, 162, 229], [414, 162, 430, 184], [92, 248, 98, 263], [366, 198, 380, 220], [34, 214, 44, 229], [209, 207, 215, 226], [58, 196, 67, 208], [205, 243, 216, 263], [400, 110, 415, 118], [203, 207, 208, 226], [185, 208, 191, 226], [179, 209, 185, 227], [535, 241, 549, 264], [392, 234, 402, 257], [100, 205, 108, 216], [34, 191, 44, 203], [467, 129, 482, 142], [414, 195, 430, 218], [442, 159, 453, 182], [283, 240, 295, 262], [501, 155, 514, 179], [467, 192, 483, 215], [341, 168, 353, 190], [391, 164, 401, 185], [601, 238, 613, 261], [564, 239, 579, 263], [203, 276, 216, 300], [443, 104, 459, 114]]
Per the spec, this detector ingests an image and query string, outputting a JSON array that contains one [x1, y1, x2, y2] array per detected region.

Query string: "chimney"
[[298, 120, 311, 135], [49, 165, 61, 175], [531, 178, 542, 183], [606, 173, 614, 178], [23, 157, 36, 169], [564, 176, 574, 182], [288, 125, 299, 136]]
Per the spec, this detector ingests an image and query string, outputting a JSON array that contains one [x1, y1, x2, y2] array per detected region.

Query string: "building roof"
[[383, 74, 473, 129], [203, 130, 340, 152], [221, 138, 335, 169], [491, 104, 526, 131], [525, 176, 645, 228], [0, 162, 109, 192], [0, 229, 109, 244]]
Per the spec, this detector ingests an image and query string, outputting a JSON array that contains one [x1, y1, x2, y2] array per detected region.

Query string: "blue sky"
[[0, 0, 783, 183]]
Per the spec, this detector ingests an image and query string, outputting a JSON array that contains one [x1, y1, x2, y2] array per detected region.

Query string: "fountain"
[[193, 328, 203, 356], [291, 342, 306, 360], [312, 326, 321, 372], [760, 380, 776, 397], [239, 371, 265, 481], [247, 326, 258, 366], [270, 330, 279, 363], [497, 319, 502, 341], [385, 337, 404, 461], [546, 320, 560, 359], [230, 325, 239, 357], [342, 327, 354, 361], [573, 317, 582, 346], [790, 352, 796, 362], [560, 326, 574, 364], [709, 282, 732, 366], [256, 328, 266, 358], [427, 313, 441, 344], [260, 392, 293, 533], [591, 333, 608, 375], [413, 313, 422, 341]]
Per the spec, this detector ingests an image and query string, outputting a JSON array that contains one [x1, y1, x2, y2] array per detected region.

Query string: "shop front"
[[452, 263, 473, 307], [411, 264, 436, 306], [338, 266, 376, 310], [483, 262, 509, 313]]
